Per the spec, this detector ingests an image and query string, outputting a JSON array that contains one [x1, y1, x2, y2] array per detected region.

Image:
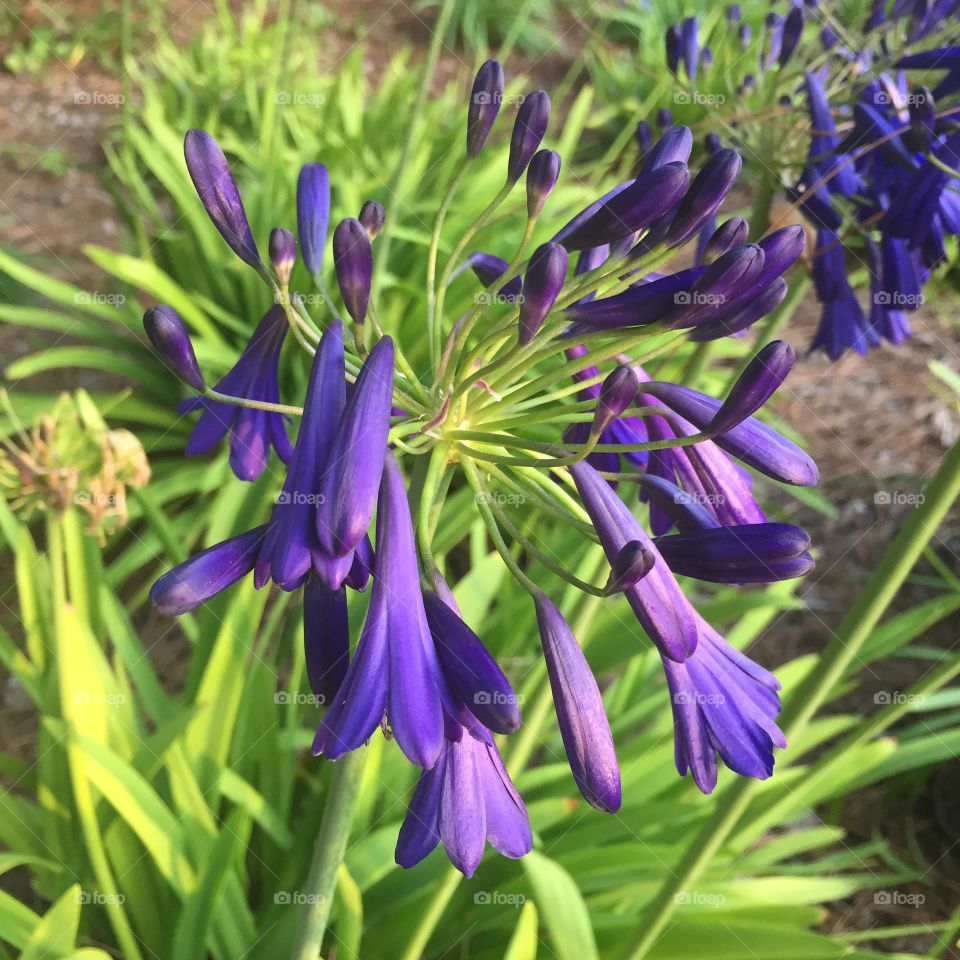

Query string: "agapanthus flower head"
[[184, 129, 262, 269], [179, 305, 293, 481], [143, 305, 205, 391]]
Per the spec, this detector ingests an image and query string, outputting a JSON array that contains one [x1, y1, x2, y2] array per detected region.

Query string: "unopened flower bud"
[[358, 200, 386, 239], [269, 228, 296, 285], [603, 540, 656, 595], [467, 60, 504, 158], [711, 340, 794, 434], [507, 90, 550, 183], [519, 242, 568, 345], [665, 148, 742, 248], [333, 218, 373, 324], [591, 365, 638, 436], [143, 305, 205, 390], [297, 163, 330, 275], [702, 216, 749, 262], [526, 149, 561, 217]]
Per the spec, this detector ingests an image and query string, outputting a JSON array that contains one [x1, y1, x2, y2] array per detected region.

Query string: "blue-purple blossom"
[[143, 305, 205, 391], [297, 163, 331, 275], [179, 305, 293, 481]]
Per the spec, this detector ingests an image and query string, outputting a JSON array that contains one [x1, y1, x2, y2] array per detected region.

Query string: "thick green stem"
[[618, 434, 960, 960], [292, 749, 368, 960]]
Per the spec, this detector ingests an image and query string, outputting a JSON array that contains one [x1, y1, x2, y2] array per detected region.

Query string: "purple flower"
[[680, 17, 699, 81], [184, 129, 262, 269], [507, 90, 550, 183], [654, 523, 814, 582], [665, 149, 743, 248], [180, 305, 293, 481], [253, 319, 349, 590], [424, 591, 521, 735], [150, 525, 268, 615], [297, 163, 331, 275], [333, 218, 373, 324], [779, 6, 804, 67], [143, 305, 205, 391], [304, 576, 350, 705], [359, 200, 386, 239], [467, 60, 505, 158], [803, 73, 858, 197], [701, 217, 749, 263], [534, 592, 621, 812], [519, 242, 568, 345], [591, 365, 639, 436], [315, 452, 446, 768], [665, 25, 681, 74], [395, 728, 531, 876], [468, 252, 522, 300], [570, 460, 698, 662], [269, 228, 296, 285], [526, 149, 561, 217], [662, 615, 785, 792], [316, 336, 394, 560], [711, 340, 794, 434]]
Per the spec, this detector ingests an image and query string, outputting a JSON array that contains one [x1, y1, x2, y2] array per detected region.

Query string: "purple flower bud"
[[507, 90, 550, 183], [424, 592, 521, 734], [467, 60, 505, 158], [820, 24, 838, 49], [332, 218, 373, 324], [779, 6, 803, 67], [680, 17, 699, 81], [591, 365, 638, 436], [690, 276, 788, 341], [665, 25, 681, 74], [656, 107, 673, 130], [143, 305, 205, 391], [654, 523, 813, 583], [556, 162, 690, 251], [702, 216, 749, 262], [184, 129, 261, 269], [316, 336, 395, 557], [764, 13, 784, 68], [739, 23, 752, 48], [603, 540, 656, 594], [526, 149, 561, 217], [636, 120, 652, 157], [304, 577, 349, 705], [639, 125, 694, 175], [741, 72, 756, 92], [150, 525, 267, 615], [727, 4, 741, 22], [467, 252, 522, 300], [519, 242, 568, 345], [534, 592, 621, 812], [700, 46, 714, 71], [704, 132, 722, 155], [358, 200, 386, 239], [666, 149, 742, 248], [712, 340, 794, 434], [666, 244, 765, 328], [297, 163, 331, 275], [268, 228, 296, 285]]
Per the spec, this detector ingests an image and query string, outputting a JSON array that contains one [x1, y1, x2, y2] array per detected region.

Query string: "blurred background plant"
[[0, 0, 958, 958]]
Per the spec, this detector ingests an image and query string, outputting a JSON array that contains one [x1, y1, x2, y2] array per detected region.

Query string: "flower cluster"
[[654, 9, 959, 359], [145, 60, 816, 876]]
